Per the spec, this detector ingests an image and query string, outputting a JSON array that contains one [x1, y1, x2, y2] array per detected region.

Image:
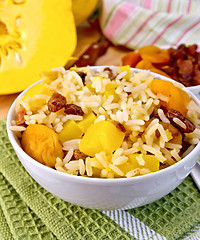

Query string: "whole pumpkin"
[[0, 0, 76, 94]]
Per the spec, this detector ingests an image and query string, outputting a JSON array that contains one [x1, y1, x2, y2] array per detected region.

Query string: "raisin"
[[104, 67, 117, 80], [116, 122, 126, 133], [166, 109, 196, 133], [16, 107, 26, 126], [77, 71, 86, 85], [48, 92, 66, 112], [73, 150, 88, 161], [64, 104, 84, 116], [177, 59, 193, 75], [187, 44, 198, 56]]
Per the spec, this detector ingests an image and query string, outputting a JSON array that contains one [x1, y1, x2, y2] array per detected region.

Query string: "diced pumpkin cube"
[[24, 83, 52, 99], [104, 83, 119, 102], [165, 130, 173, 141], [22, 83, 52, 111], [86, 83, 94, 92], [119, 154, 159, 175], [117, 65, 130, 80], [79, 120, 125, 156], [59, 120, 83, 143], [77, 112, 96, 133]]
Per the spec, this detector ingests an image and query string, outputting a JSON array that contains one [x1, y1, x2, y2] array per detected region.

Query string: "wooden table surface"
[[0, 24, 128, 120]]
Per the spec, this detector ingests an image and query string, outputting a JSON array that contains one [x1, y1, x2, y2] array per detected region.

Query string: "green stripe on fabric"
[[102, 0, 124, 30], [0, 173, 56, 240], [0, 205, 14, 240], [155, 15, 188, 46], [127, 177, 200, 240], [0, 119, 134, 240], [134, 12, 170, 49], [180, 19, 200, 44]]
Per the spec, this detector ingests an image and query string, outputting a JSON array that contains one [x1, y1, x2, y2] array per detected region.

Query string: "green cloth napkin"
[[0, 119, 200, 240]]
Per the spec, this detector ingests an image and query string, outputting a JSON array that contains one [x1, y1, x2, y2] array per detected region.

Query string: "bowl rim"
[[6, 66, 200, 185]]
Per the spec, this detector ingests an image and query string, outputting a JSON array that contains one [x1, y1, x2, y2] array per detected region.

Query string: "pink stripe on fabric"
[[125, 12, 158, 45], [151, 15, 183, 45], [167, 0, 172, 13], [174, 19, 200, 45], [187, 0, 192, 14], [104, 2, 136, 40], [142, 0, 152, 9]]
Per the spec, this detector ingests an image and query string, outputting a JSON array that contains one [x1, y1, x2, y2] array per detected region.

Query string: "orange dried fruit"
[[151, 79, 190, 115], [138, 45, 170, 64], [122, 52, 141, 67], [135, 59, 154, 69]]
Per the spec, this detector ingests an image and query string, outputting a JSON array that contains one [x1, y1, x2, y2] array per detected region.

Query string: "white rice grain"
[[9, 126, 26, 131], [63, 149, 74, 165], [158, 109, 170, 123], [173, 117, 186, 129], [113, 156, 128, 165], [109, 164, 124, 176]]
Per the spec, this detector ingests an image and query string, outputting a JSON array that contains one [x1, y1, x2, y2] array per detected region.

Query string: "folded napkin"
[[0, 119, 200, 240], [100, 0, 200, 49]]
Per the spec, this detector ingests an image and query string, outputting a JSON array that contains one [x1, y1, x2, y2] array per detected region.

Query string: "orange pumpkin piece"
[[122, 52, 141, 67], [138, 45, 170, 64], [151, 79, 190, 115]]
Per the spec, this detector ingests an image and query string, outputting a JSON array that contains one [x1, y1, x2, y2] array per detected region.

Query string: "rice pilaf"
[[11, 66, 200, 178]]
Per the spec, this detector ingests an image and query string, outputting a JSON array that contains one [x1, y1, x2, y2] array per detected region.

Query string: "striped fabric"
[[100, 0, 200, 50]]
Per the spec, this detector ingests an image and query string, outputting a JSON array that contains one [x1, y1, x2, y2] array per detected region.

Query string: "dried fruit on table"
[[121, 52, 141, 67], [135, 60, 154, 69], [138, 45, 170, 64], [148, 68, 172, 78], [21, 124, 64, 168], [136, 60, 171, 78], [151, 79, 190, 116], [0, 0, 76, 94]]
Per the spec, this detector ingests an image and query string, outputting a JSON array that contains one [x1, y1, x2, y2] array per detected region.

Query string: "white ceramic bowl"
[[7, 67, 200, 210]]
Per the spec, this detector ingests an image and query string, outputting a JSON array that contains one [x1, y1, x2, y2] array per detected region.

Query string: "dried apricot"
[[138, 45, 170, 64], [151, 79, 190, 115], [121, 52, 141, 67], [21, 124, 64, 167]]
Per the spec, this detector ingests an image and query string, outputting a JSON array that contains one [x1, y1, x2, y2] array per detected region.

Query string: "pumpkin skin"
[[0, 0, 76, 94]]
